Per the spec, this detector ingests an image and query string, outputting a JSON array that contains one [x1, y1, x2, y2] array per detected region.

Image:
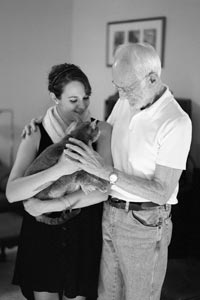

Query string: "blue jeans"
[[98, 201, 172, 300]]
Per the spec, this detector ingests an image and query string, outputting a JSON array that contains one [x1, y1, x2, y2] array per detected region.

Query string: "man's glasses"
[[112, 72, 155, 94], [112, 80, 140, 94]]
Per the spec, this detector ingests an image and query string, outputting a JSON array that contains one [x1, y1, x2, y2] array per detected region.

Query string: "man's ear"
[[65, 121, 78, 135], [148, 72, 158, 86]]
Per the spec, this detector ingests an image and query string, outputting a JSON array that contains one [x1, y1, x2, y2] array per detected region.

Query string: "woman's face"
[[56, 80, 90, 124]]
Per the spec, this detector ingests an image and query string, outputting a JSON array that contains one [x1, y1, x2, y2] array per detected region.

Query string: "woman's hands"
[[23, 198, 47, 216], [24, 189, 109, 217], [64, 138, 111, 180], [21, 116, 43, 138], [23, 197, 65, 216]]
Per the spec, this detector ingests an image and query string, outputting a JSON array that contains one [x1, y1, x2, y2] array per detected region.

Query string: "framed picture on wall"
[[106, 16, 166, 67]]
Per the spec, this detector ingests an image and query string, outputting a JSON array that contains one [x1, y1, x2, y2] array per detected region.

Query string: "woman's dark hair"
[[48, 63, 92, 99]]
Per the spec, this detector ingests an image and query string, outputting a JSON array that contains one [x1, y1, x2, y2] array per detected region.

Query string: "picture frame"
[[106, 16, 166, 67]]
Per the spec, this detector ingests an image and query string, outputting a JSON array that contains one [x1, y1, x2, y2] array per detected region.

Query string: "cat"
[[24, 120, 108, 225]]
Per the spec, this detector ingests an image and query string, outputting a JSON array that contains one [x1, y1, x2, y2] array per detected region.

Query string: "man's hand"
[[21, 116, 43, 138], [64, 138, 111, 179], [23, 198, 46, 216], [55, 149, 81, 177]]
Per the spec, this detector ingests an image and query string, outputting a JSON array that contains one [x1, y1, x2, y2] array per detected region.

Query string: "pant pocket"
[[131, 209, 162, 228]]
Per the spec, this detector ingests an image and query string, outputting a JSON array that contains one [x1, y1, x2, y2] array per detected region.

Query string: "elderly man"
[[65, 43, 192, 300]]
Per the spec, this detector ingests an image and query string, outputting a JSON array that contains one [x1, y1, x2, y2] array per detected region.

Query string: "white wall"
[[0, 0, 73, 162], [71, 0, 200, 166], [1, 0, 200, 167]]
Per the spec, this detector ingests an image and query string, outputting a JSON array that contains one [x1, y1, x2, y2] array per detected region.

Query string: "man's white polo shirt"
[[107, 88, 192, 204]]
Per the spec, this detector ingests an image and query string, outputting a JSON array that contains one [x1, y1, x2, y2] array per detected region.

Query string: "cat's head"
[[65, 120, 100, 145]]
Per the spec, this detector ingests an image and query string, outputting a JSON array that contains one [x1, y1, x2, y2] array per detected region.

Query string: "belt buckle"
[[125, 201, 129, 212]]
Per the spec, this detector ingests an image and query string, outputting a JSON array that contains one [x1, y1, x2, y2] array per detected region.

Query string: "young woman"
[[6, 63, 112, 300]]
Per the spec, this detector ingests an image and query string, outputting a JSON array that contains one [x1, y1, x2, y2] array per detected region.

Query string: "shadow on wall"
[[189, 100, 200, 167]]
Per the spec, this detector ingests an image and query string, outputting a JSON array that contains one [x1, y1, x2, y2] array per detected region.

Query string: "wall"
[[0, 0, 200, 167], [0, 0, 73, 163], [71, 0, 200, 166]]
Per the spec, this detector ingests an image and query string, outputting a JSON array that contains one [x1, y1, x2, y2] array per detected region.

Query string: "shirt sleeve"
[[106, 98, 120, 126], [156, 115, 192, 169]]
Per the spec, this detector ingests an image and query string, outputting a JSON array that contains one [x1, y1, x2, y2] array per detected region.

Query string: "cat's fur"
[[25, 120, 108, 225]]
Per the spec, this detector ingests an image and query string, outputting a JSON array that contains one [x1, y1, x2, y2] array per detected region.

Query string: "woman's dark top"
[[13, 123, 103, 300]]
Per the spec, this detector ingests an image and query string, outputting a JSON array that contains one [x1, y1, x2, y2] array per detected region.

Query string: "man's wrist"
[[109, 170, 119, 185], [99, 166, 120, 187], [99, 166, 113, 181]]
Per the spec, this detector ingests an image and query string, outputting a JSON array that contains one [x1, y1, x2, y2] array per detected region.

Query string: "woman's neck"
[[55, 106, 71, 128]]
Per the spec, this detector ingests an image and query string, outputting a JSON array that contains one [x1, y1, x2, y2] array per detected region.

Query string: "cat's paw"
[[81, 185, 97, 194], [80, 181, 108, 194], [92, 179, 108, 193], [97, 185, 108, 193]]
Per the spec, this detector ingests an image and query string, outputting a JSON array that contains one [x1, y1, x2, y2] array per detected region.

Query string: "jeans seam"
[[112, 227, 121, 300], [150, 226, 162, 300], [112, 255, 118, 300], [105, 207, 121, 300]]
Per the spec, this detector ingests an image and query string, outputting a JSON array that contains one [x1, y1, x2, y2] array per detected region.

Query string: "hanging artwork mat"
[[106, 17, 166, 67]]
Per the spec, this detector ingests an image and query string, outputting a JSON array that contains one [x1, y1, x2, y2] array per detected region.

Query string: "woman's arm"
[[22, 121, 112, 216], [62, 189, 109, 209], [24, 190, 109, 217], [6, 130, 79, 203]]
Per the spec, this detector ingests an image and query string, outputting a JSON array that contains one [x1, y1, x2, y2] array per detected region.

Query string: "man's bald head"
[[112, 43, 161, 86]]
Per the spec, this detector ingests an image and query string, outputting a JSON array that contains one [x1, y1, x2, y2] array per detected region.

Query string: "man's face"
[[112, 62, 150, 109]]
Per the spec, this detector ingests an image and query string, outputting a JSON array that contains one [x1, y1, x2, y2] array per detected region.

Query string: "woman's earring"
[[55, 100, 59, 105]]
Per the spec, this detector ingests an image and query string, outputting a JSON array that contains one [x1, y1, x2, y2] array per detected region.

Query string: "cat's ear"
[[65, 121, 78, 135], [90, 119, 97, 129]]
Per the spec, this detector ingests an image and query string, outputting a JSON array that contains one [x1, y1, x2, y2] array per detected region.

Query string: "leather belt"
[[108, 196, 160, 212]]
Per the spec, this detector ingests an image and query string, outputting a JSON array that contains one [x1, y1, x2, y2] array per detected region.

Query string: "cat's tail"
[[36, 209, 81, 225]]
